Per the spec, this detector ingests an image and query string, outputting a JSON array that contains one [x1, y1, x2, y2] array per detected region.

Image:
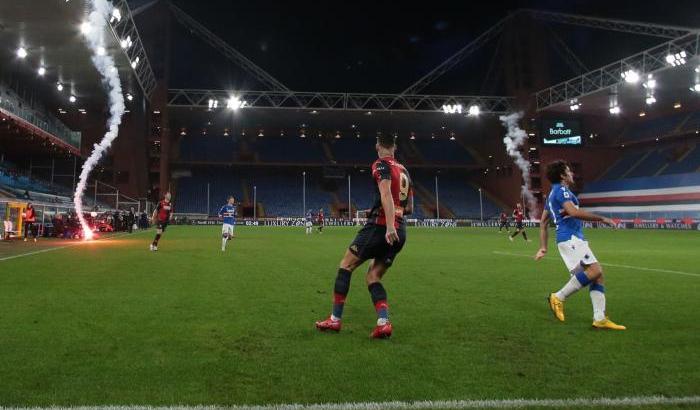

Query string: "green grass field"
[[0, 226, 698, 408]]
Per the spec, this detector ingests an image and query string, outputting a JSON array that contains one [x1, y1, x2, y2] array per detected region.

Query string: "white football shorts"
[[557, 235, 598, 273]]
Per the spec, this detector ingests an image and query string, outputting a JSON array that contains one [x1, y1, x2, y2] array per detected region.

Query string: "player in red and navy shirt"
[[23, 202, 37, 242], [150, 192, 173, 251], [316, 134, 413, 339], [509, 203, 530, 242], [498, 211, 510, 233], [317, 208, 325, 233]]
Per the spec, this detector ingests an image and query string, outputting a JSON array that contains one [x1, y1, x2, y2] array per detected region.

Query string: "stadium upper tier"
[[585, 140, 700, 218], [599, 143, 700, 180], [0, 83, 81, 150], [176, 136, 479, 166], [621, 111, 699, 143]]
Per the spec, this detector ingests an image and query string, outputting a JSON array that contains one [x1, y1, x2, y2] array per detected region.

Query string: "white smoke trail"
[[499, 112, 538, 218], [73, 0, 125, 239]]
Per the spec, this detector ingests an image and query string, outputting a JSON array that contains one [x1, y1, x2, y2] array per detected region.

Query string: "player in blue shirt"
[[218, 196, 237, 252], [535, 160, 625, 330]]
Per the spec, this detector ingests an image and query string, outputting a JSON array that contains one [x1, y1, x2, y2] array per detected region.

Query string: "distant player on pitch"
[[509, 203, 530, 242], [218, 196, 237, 252], [150, 192, 173, 251], [305, 210, 314, 234], [315, 134, 413, 339], [498, 211, 510, 233], [535, 160, 625, 330], [317, 208, 325, 233]]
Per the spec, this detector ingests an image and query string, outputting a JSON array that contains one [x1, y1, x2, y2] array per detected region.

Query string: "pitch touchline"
[[2, 396, 699, 409], [0, 230, 152, 262], [492, 251, 700, 278]]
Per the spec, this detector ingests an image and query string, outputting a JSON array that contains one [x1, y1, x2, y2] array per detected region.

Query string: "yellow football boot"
[[548, 293, 565, 322], [592, 317, 626, 330]]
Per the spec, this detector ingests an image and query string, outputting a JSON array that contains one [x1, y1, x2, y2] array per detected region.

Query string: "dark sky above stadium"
[[133, 0, 700, 94]]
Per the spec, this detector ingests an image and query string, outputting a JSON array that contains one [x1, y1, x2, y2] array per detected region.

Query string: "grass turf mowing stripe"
[[0, 230, 152, 262], [492, 251, 700, 278], [2, 395, 699, 409]]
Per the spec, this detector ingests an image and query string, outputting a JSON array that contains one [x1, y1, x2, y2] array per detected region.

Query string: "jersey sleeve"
[[554, 187, 573, 205], [218, 205, 225, 216], [372, 160, 392, 184]]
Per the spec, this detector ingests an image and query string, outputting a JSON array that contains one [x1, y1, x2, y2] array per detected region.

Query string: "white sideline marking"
[[492, 250, 700, 278], [0, 230, 151, 262], [1, 396, 699, 409]]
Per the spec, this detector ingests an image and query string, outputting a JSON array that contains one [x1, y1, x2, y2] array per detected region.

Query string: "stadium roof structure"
[[0, 0, 155, 111], [167, 104, 496, 143], [144, 2, 700, 122], [535, 30, 700, 115]]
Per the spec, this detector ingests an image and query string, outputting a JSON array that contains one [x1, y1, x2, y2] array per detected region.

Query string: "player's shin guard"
[[555, 270, 590, 301], [368, 282, 389, 324], [152, 233, 161, 246], [589, 283, 606, 321], [332, 268, 352, 320]]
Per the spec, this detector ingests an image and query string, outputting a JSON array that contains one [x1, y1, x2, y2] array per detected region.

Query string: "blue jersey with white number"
[[219, 204, 236, 225], [547, 183, 584, 243]]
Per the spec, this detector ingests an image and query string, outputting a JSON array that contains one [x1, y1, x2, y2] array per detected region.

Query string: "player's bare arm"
[[378, 179, 398, 244], [535, 210, 550, 260], [562, 202, 615, 226]]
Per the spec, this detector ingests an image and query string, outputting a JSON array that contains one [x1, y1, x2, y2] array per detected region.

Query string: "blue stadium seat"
[[179, 136, 238, 162], [253, 137, 325, 163], [623, 112, 686, 142], [600, 150, 647, 180], [412, 140, 474, 165], [661, 145, 700, 175]]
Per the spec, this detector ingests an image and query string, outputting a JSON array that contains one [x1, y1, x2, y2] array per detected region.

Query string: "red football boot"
[[315, 316, 342, 332], [370, 322, 393, 339]]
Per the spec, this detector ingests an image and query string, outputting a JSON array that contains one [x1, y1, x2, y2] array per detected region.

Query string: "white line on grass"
[[492, 250, 700, 278], [0, 230, 152, 263], [2, 396, 699, 409]]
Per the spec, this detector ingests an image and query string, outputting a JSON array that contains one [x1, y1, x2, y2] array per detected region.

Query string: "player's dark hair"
[[546, 160, 569, 184], [377, 134, 397, 149]]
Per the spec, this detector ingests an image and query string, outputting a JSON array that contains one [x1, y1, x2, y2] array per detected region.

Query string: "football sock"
[[589, 283, 606, 321], [522, 231, 528, 241], [221, 237, 228, 250], [368, 282, 389, 325], [555, 271, 590, 301], [152, 234, 161, 246], [332, 268, 352, 320]]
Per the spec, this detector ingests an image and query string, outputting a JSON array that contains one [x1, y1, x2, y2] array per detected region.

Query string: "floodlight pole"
[[206, 183, 210, 215], [348, 174, 352, 221], [479, 188, 484, 221], [72, 156, 77, 191], [435, 175, 440, 220]]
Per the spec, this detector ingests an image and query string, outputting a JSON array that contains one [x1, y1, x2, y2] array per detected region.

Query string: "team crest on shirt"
[[350, 245, 358, 252]]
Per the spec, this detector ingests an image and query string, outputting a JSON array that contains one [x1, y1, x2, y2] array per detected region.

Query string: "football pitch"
[[0, 226, 698, 409]]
